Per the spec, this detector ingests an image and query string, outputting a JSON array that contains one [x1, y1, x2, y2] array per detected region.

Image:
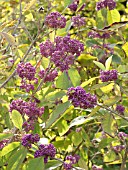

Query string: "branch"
[[97, 104, 128, 122], [120, 142, 128, 170]]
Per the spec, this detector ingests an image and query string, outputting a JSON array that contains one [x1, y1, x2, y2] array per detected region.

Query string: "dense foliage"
[[0, 0, 128, 170]]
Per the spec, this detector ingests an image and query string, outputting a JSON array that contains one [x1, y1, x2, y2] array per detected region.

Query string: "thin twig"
[[97, 104, 128, 122], [120, 142, 128, 170]]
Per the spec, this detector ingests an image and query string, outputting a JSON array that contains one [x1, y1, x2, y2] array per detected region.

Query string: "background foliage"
[[0, 0, 128, 170]]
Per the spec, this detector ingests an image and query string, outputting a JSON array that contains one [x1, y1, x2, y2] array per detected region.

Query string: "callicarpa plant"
[[0, 0, 128, 170]]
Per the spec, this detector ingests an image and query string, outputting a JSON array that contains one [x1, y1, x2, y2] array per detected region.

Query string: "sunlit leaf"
[[107, 9, 120, 25], [69, 116, 94, 128], [68, 68, 81, 87], [2, 142, 20, 156], [105, 56, 112, 70], [0, 32, 17, 46], [93, 61, 106, 70], [122, 42, 128, 57], [104, 96, 121, 106], [104, 151, 116, 162], [11, 110, 23, 130], [24, 0, 37, 11]]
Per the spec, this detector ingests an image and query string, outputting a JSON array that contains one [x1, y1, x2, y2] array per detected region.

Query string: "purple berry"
[[21, 134, 40, 148], [71, 15, 85, 27], [34, 143, 56, 163], [67, 86, 97, 109], [100, 70, 118, 82], [45, 12, 66, 29], [96, 0, 116, 11], [116, 105, 125, 114]]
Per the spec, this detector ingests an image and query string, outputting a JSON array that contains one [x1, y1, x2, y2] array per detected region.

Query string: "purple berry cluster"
[[22, 134, 40, 148], [22, 117, 35, 132], [100, 70, 118, 82], [63, 154, 80, 170], [68, 0, 79, 12], [88, 31, 110, 39], [10, 99, 44, 118], [38, 69, 58, 82], [67, 86, 97, 109], [45, 12, 66, 29], [16, 62, 38, 92], [34, 144, 56, 163], [116, 105, 125, 114], [112, 145, 125, 153], [10, 99, 44, 132], [71, 15, 85, 27], [96, 0, 116, 11], [92, 165, 103, 170], [118, 132, 128, 141], [40, 35, 84, 71]]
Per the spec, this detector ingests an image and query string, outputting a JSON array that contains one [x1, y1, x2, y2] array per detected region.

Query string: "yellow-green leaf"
[[105, 56, 112, 70], [0, 32, 17, 46], [107, 9, 120, 25], [24, 0, 37, 11], [122, 42, 128, 57], [11, 110, 23, 130]]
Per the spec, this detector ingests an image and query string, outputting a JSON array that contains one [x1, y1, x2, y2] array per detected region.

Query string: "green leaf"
[[72, 133, 82, 146], [105, 56, 112, 70], [57, 119, 69, 136], [96, 10, 104, 29], [7, 147, 27, 170], [91, 82, 109, 90], [64, 0, 73, 8], [104, 96, 121, 106], [68, 68, 81, 87], [45, 160, 62, 170], [69, 116, 94, 128], [104, 151, 116, 162], [107, 9, 120, 25], [81, 77, 98, 87], [122, 42, 128, 57], [102, 113, 117, 136], [0, 32, 17, 46], [11, 110, 23, 130], [45, 90, 66, 101], [56, 72, 71, 90], [2, 142, 20, 156], [46, 101, 70, 128], [0, 133, 13, 141], [24, 0, 37, 11], [41, 57, 50, 69], [25, 157, 44, 170], [93, 61, 106, 70], [100, 83, 114, 93]]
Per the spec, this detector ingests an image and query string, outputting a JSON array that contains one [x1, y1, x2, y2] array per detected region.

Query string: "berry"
[[38, 69, 58, 82], [100, 70, 118, 82], [10, 99, 44, 118], [116, 105, 125, 114], [17, 62, 36, 81], [45, 12, 66, 29], [96, 0, 116, 11], [67, 86, 97, 109], [22, 134, 40, 148], [71, 15, 85, 27], [68, 0, 79, 12], [34, 143, 56, 163]]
